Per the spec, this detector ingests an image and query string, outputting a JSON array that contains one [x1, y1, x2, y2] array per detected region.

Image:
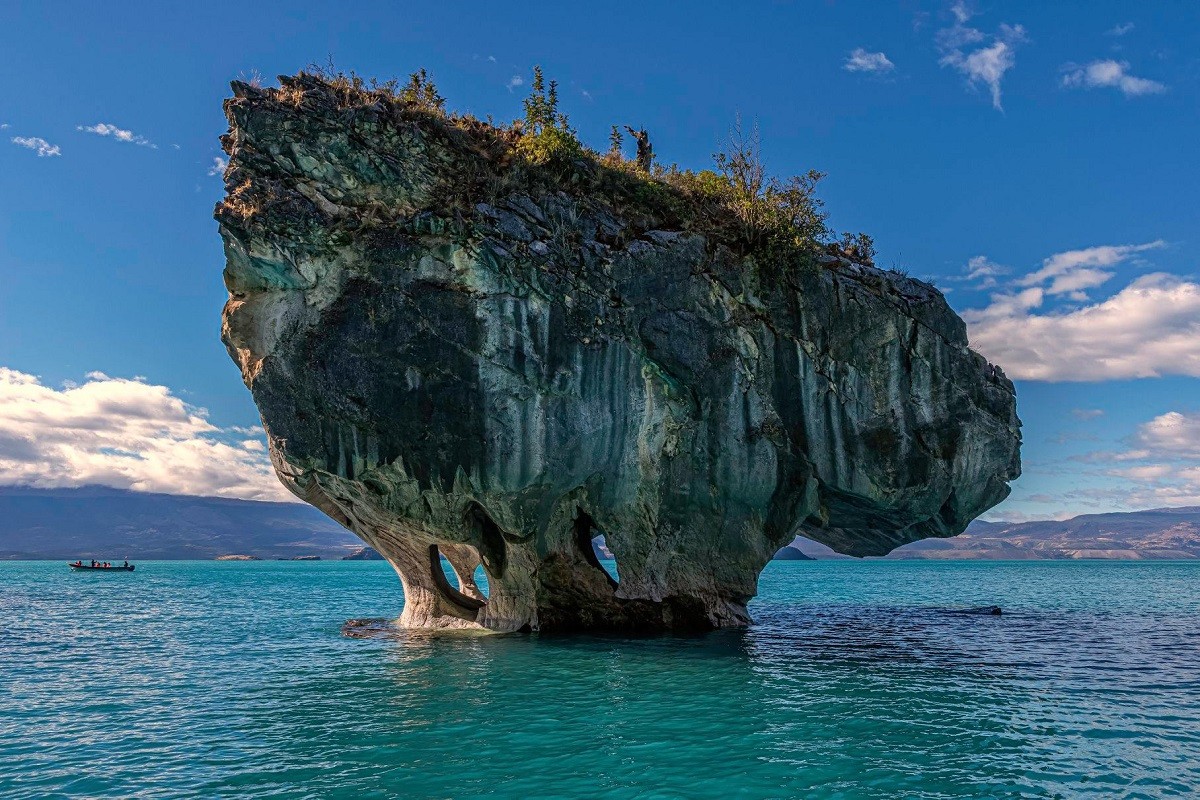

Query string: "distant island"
[[2, 485, 1197, 561], [342, 547, 384, 561]]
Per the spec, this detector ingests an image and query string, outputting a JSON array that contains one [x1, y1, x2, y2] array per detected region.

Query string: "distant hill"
[[5, 486, 1199, 561], [792, 506, 1200, 560], [0, 486, 360, 560]]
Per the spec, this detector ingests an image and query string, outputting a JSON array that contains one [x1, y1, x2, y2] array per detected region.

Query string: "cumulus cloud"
[[77, 122, 156, 148], [1061, 60, 1165, 97], [506, 75, 524, 92], [936, 2, 1026, 110], [965, 273, 1200, 380], [1129, 412, 1200, 460], [0, 368, 290, 502], [11, 136, 61, 157], [208, 155, 228, 177], [844, 48, 894, 74]]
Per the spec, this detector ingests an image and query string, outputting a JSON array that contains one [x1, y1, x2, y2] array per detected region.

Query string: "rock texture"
[[216, 74, 1021, 632]]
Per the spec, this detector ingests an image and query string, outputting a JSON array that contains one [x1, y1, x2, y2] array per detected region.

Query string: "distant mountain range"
[[793, 506, 1200, 560], [0, 486, 361, 560], [2, 486, 1197, 561]]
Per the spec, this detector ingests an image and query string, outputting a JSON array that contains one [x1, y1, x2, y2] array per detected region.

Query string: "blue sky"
[[1, 1, 1198, 519]]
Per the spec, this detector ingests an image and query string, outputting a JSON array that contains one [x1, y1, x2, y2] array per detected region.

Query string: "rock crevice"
[[217, 74, 1021, 632]]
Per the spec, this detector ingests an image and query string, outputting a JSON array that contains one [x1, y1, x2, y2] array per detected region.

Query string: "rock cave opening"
[[472, 565, 491, 599], [464, 503, 508, 583], [428, 544, 485, 612], [573, 509, 619, 589]]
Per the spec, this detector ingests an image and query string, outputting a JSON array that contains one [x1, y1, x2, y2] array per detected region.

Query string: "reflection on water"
[[2, 560, 1199, 798]]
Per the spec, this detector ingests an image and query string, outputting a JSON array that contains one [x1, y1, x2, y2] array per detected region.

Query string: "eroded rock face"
[[216, 75, 1021, 632]]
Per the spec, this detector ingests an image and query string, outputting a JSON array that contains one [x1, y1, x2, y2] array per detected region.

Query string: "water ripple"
[[2, 560, 1199, 798]]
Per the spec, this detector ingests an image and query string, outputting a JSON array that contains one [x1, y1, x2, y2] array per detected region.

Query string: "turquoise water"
[[3, 561, 1199, 799]]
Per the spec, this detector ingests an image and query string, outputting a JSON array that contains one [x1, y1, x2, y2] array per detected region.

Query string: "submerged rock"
[[216, 73, 1021, 633], [341, 618, 400, 639]]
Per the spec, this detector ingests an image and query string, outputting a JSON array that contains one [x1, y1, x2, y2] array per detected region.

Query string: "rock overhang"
[[217, 72, 1021, 632]]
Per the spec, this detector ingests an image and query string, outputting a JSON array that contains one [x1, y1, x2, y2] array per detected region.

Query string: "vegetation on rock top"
[[224, 64, 878, 277]]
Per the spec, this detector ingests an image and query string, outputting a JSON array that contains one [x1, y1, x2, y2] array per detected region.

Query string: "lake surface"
[[2, 560, 1198, 799]]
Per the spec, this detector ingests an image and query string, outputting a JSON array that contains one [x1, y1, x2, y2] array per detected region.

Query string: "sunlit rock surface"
[[216, 74, 1021, 632]]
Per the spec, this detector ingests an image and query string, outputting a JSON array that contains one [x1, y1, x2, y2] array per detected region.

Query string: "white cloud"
[[11, 136, 61, 157], [208, 156, 228, 177], [77, 122, 156, 148], [971, 285, 1043, 319], [965, 255, 1005, 280], [936, 3, 1025, 111], [844, 48, 895, 74], [1016, 240, 1165, 297], [949, 255, 1009, 288], [1130, 412, 1200, 460], [965, 273, 1200, 380], [1071, 408, 1105, 421], [1071, 411, 1200, 508], [506, 75, 524, 92], [487, 55, 497, 63], [1106, 22, 1135, 36], [0, 368, 290, 502], [0, 123, 9, 129], [1061, 60, 1165, 97]]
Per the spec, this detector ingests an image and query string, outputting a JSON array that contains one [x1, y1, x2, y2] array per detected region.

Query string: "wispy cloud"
[[1016, 240, 1165, 297], [1071, 410, 1200, 508], [11, 136, 61, 157], [1061, 60, 1165, 97], [949, 255, 1009, 289], [488, 55, 497, 63], [844, 48, 895, 74], [506, 75, 524, 92], [1106, 22, 1135, 36], [77, 122, 156, 148], [1071, 409, 1105, 421], [0, 368, 290, 501], [936, 2, 1026, 111], [208, 156, 228, 177]]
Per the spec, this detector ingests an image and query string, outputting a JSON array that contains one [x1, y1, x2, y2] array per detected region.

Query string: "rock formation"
[[216, 73, 1021, 632]]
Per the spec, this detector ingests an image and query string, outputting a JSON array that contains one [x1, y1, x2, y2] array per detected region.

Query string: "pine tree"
[[523, 66, 549, 133], [608, 125, 623, 159]]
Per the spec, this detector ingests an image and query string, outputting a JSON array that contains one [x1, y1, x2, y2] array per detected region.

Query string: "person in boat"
[[123, 561, 129, 568]]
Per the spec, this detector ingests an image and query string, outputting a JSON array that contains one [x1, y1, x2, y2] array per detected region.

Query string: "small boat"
[[69, 561, 135, 572]]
